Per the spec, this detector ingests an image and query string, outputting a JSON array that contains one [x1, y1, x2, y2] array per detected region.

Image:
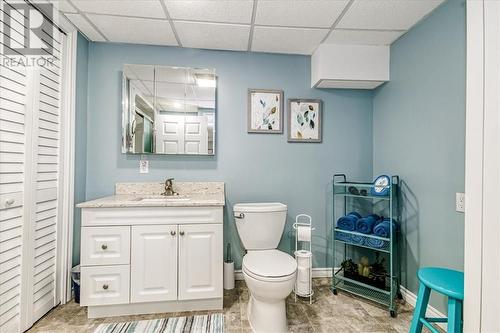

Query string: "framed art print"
[[247, 89, 284, 133], [288, 99, 322, 143]]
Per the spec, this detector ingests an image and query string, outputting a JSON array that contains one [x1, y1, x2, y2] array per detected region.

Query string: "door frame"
[[464, 1, 500, 331], [57, 17, 78, 305]]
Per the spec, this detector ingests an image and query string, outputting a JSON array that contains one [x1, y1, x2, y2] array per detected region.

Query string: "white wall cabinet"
[[79, 207, 223, 318], [311, 44, 390, 89]]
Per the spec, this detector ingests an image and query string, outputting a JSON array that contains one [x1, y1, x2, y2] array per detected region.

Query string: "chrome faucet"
[[162, 178, 177, 196]]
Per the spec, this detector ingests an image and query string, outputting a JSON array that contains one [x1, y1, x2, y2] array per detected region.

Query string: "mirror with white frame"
[[122, 64, 216, 155]]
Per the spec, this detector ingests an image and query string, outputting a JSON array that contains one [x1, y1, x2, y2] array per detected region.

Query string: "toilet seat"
[[242, 250, 297, 282]]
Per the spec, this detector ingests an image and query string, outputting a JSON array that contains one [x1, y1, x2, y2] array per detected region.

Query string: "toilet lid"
[[243, 250, 297, 278]]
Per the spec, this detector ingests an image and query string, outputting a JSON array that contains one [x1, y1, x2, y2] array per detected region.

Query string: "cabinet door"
[[178, 224, 223, 300], [130, 225, 178, 303]]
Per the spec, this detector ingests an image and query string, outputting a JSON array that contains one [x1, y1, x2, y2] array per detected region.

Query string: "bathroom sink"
[[139, 196, 191, 202]]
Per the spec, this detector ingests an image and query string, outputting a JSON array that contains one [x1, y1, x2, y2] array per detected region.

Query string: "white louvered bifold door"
[[0, 2, 64, 332], [24, 53, 63, 325], [0, 52, 28, 333]]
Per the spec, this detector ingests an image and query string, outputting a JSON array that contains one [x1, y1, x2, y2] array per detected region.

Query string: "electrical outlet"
[[139, 159, 149, 174], [456, 193, 465, 212]]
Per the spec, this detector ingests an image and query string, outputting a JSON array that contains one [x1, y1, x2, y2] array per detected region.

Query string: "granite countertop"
[[77, 182, 225, 208]]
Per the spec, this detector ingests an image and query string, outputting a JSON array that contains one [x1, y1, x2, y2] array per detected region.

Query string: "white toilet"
[[233, 203, 297, 333]]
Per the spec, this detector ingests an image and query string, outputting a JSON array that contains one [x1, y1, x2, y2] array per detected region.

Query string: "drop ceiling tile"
[[255, 0, 349, 28], [325, 29, 404, 45], [337, 0, 445, 30], [64, 13, 106, 41], [48, 0, 77, 13], [87, 15, 177, 46], [174, 21, 250, 51], [252, 26, 328, 55], [165, 0, 254, 24], [72, 0, 166, 18]]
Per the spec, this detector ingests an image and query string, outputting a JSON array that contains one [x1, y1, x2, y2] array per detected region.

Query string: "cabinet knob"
[[179, 231, 185, 236], [102, 284, 109, 290], [5, 198, 14, 206], [170, 230, 176, 236], [101, 244, 108, 250]]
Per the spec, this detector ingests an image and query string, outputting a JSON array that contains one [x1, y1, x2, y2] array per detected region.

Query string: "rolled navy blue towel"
[[365, 237, 385, 249], [348, 211, 362, 219], [335, 231, 351, 242], [336, 212, 360, 231], [350, 234, 364, 245], [366, 214, 381, 220], [355, 215, 380, 234], [373, 219, 397, 238]]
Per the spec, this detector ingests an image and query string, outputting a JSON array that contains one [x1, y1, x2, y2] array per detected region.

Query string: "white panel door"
[[155, 115, 184, 154], [130, 225, 177, 303], [184, 116, 208, 154], [178, 224, 222, 300]]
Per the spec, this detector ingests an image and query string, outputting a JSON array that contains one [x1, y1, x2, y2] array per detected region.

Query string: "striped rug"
[[94, 313, 223, 333]]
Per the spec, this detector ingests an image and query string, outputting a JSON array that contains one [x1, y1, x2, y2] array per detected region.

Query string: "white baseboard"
[[234, 267, 447, 330], [399, 285, 447, 330]]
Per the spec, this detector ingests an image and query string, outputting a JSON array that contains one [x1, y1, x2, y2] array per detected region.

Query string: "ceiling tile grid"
[[64, 13, 106, 42], [252, 26, 329, 55], [48, 0, 77, 14], [165, 0, 254, 24], [87, 15, 178, 46], [174, 21, 251, 51], [337, 0, 444, 30], [325, 29, 404, 46], [71, 0, 166, 19], [58, 0, 446, 55], [254, 0, 349, 28]]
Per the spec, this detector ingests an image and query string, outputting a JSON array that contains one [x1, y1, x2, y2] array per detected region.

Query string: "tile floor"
[[27, 278, 422, 333]]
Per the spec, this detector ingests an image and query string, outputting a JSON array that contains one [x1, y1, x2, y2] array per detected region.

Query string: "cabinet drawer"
[[80, 265, 130, 306], [81, 226, 130, 266]]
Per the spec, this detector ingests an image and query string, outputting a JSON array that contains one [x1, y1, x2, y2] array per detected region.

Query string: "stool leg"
[[410, 283, 431, 333], [447, 298, 463, 333]]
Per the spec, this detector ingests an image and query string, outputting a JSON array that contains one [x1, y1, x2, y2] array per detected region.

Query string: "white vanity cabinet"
[[79, 206, 223, 318]]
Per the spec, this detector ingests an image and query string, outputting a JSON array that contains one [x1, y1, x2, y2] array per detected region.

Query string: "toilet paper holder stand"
[[293, 214, 314, 304]]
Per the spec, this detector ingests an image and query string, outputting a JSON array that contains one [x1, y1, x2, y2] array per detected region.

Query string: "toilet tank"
[[233, 203, 287, 250]]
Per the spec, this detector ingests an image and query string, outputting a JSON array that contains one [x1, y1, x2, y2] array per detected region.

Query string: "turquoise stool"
[[410, 267, 464, 333]]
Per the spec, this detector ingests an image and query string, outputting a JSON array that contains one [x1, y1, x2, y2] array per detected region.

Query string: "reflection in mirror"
[[122, 64, 216, 155]]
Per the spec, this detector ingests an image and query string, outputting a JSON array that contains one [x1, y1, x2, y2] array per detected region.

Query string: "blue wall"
[[372, 0, 465, 312], [77, 43, 374, 269], [73, 32, 89, 266], [74, 1, 466, 309]]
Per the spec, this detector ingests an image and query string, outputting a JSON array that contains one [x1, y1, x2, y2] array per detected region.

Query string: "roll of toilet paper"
[[296, 267, 311, 295], [294, 250, 312, 295], [223, 261, 235, 290], [297, 225, 311, 242]]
